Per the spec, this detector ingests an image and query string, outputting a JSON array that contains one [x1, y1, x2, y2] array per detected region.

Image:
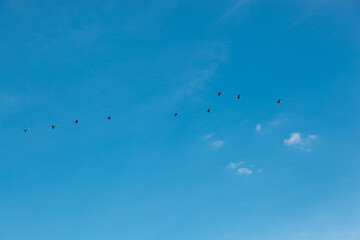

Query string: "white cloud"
[[211, 140, 225, 149], [255, 123, 261, 132], [227, 161, 244, 169], [284, 132, 302, 146], [203, 133, 214, 140], [237, 168, 253, 176], [284, 132, 318, 150]]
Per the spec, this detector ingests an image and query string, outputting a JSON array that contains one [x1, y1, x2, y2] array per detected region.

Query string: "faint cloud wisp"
[[227, 161, 244, 169], [212, 140, 225, 149], [255, 117, 287, 133], [203, 133, 214, 140], [203, 133, 224, 150], [268, 117, 288, 127], [217, 0, 249, 23]]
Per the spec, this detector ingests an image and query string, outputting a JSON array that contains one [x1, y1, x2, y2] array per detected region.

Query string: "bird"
[[207, 108, 211, 113], [174, 113, 178, 117], [75, 120, 79, 123], [107, 116, 111, 120], [218, 92, 223, 96], [277, 99, 281, 104], [236, 94, 241, 99], [52, 125, 56, 129], [24, 128, 28, 132]]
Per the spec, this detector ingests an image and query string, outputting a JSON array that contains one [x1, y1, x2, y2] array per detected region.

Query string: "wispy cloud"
[[255, 117, 288, 133], [172, 41, 227, 101], [0, 92, 22, 106], [203, 133, 214, 140], [291, 1, 330, 27], [268, 117, 288, 127], [203, 133, 225, 150], [217, 0, 249, 23], [308, 134, 318, 140], [284, 132, 318, 150], [237, 167, 252, 175], [212, 140, 225, 149], [141, 41, 227, 113], [227, 161, 261, 176], [0, 92, 25, 113], [227, 161, 244, 169]]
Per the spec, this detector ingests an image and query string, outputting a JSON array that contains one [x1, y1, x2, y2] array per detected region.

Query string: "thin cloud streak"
[[289, 0, 333, 29], [137, 41, 227, 113], [217, 0, 248, 23], [268, 117, 287, 127], [255, 117, 287, 133], [203, 133, 214, 140]]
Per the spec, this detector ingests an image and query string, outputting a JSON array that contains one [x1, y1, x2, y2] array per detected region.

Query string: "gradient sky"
[[0, 0, 360, 239]]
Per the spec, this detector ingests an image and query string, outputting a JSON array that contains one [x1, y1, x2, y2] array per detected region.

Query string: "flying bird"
[[236, 94, 241, 99], [75, 120, 79, 123], [24, 128, 28, 132], [218, 92, 223, 96], [108, 116, 111, 120], [174, 113, 178, 117], [277, 99, 281, 104], [52, 125, 56, 129], [207, 108, 211, 113]]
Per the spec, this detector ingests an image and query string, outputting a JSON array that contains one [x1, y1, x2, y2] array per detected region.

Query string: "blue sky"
[[0, 0, 359, 239]]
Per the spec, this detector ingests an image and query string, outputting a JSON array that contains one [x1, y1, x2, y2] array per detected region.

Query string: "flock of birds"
[[23, 93, 282, 132], [173, 92, 281, 117]]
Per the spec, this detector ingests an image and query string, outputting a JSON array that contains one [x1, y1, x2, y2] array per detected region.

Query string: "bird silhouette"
[[24, 128, 28, 132], [218, 92, 223, 96], [236, 94, 241, 99], [207, 108, 211, 113], [277, 99, 281, 104], [174, 113, 178, 117], [52, 125, 56, 129], [108, 116, 111, 120], [75, 120, 79, 123]]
